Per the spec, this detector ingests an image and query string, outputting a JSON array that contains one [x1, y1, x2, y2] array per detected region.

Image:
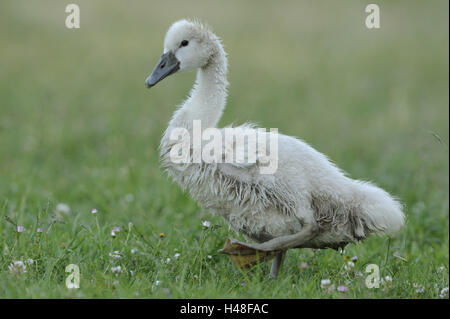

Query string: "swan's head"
[[145, 19, 218, 88]]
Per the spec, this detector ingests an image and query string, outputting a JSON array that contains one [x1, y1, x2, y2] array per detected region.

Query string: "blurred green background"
[[0, 1, 448, 298]]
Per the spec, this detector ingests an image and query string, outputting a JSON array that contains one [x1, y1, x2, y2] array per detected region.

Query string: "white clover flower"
[[109, 251, 121, 259], [8, 261, 26, 274], [413, 283, 425, 294], [111, 266, 123, 275], [155, 280, 161, 286], [320, 279, 335, 292], [415, 287, 425, 294], [344, 261, 355, 271], [131, 248, 138, 254], [91, 208, 98, 214], [166, 258, 171, 263], [124, 194, 134, 202], [55, 203, 71, 215], [174, 253, 181, 259], [26, 259, 34, 265], [111, 226, 120, 237], [351, 256, 358, 262], [384, 275, 392, 282], [207, 255, 212, 259], [17, 225, 25, 233], [202, 220, 211, 228], [320, 279, 332, 289], [440, 287, 449, 298]]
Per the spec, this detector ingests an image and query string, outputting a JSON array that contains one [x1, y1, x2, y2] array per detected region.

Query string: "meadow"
[[0, 0, 448, 298]]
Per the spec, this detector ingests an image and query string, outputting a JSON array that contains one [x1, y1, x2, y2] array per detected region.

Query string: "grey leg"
[[270, 250, 286, 278], [231, 224, 318, 252]]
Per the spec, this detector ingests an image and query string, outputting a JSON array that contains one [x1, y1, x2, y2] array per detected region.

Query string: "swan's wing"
[[203, 126, 296, 217], [214, 126, 277, 182]]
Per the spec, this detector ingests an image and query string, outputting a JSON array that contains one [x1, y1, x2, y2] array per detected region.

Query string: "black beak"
[[145, 51, 180, 88]]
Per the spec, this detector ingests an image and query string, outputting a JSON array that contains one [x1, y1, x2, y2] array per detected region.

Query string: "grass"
[[0, 0, 448, 298]]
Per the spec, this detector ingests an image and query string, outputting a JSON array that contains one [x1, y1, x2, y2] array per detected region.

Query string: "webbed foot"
[[218, 238, 279, 269]]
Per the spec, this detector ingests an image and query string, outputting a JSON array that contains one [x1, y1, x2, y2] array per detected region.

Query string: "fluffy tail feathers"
[[354, 181, 405, 236]]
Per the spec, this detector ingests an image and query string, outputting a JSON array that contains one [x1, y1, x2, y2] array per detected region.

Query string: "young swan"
[[145, 19, 405, 278]]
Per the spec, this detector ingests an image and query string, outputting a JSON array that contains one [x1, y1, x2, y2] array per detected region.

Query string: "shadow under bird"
[[145, 19, 405, 278]]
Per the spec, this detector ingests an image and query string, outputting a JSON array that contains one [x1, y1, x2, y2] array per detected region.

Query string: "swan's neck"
[[168, 46, 228, 131]]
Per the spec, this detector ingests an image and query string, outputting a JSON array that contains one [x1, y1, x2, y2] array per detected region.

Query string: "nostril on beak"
[[160, 63, 165, 69]]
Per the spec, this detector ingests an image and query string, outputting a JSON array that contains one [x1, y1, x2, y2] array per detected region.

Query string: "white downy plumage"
[[145, 19, 405, 277]]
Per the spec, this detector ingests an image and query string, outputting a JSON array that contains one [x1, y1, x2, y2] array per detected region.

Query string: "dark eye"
[[181, 40, 189, 47]]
